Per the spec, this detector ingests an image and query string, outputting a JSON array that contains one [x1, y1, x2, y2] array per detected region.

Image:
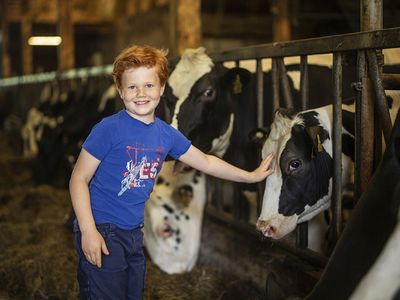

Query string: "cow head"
[[168, 47, 252, 157], [143, 161, 206, 274], [257, 108, 334, 239]]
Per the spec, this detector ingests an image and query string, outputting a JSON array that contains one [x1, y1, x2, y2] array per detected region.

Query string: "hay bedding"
[[0, 132, 264, 300]]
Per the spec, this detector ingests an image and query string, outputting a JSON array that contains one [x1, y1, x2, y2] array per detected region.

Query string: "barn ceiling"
[[1, 0, 399, 75]]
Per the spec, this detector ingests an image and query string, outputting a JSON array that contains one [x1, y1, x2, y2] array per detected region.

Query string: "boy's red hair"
[[112, 44, 169, 89]]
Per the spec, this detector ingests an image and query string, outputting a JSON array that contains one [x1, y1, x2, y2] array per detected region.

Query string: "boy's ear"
[[160, 84, 166, 96], [116, 87, 122, 99]]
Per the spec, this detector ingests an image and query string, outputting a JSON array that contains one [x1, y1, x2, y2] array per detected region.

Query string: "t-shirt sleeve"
[[168, 126, 192, 160], [82, 120, 113, 161]]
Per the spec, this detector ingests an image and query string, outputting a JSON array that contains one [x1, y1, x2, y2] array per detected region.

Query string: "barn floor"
[[0, 131, 323, 300]]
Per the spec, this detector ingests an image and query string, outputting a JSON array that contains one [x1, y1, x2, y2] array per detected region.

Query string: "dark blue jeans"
[[74, 222, 146, 300]]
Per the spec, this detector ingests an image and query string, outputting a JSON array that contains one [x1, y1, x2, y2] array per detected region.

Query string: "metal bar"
[[355, 51, 375, 200], [296, 222, 308, 249], [367, 50, 393, 144], [300, 55, 309, 110], [277, 57, 294, 109], [331, 52, 343, 244], [205, 206, 328, 268], [297, 55, 309, 248], [209, 27, 400, 62], [256, 58, 264, 127], [0, 65, 113, 88], [271, 58, 280, 112]]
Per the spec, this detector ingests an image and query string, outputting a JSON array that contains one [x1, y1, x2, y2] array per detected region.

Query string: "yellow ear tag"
[[233, 74, 242, 94], [317, 134, 323, 153]]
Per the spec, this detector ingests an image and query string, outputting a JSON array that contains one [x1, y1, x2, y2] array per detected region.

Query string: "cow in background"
[[143, 163, 206, 274], [21, 78, 118, 187]]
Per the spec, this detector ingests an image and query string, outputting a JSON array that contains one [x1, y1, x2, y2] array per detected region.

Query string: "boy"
[[69, 44, 274, 299]]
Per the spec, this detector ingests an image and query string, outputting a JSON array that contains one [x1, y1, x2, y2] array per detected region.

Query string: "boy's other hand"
[[81, 229, 110, 268]]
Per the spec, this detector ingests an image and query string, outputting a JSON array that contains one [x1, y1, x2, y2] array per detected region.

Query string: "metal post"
[[300, 55, 309, 110], [367, 50, 393, 144], [256, 58, 264, 127], [272, 58, 280, 112], [331, 52, 343, 243], [277, 57, 294, 109]]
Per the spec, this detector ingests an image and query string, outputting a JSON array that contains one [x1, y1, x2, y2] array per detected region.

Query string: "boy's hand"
[[248, 153, 274, 183], [81, 228, 110, 268]]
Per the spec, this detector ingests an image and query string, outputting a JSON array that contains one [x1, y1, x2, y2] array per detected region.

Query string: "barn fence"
[[1, 26, 400, 267], [204, 26, 400, 265]]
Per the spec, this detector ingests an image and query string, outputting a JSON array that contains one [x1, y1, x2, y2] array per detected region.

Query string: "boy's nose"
[[136, 88, 146, 97]]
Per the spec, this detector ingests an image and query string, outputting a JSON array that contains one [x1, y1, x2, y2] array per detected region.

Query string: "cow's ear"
[[249, 127, 270, 147], [223, 67, 252, 94], [305, 126, 326, 155]]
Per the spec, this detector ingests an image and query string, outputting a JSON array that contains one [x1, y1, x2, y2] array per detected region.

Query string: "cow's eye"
[[288, 159, 302, 172], [203, 88, 214, 97]]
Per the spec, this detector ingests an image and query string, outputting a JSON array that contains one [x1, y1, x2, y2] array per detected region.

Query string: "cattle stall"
[[1, 17, 400, 300]]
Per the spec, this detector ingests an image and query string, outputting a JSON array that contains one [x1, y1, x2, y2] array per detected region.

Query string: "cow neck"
[[210, 113, 235, 157]]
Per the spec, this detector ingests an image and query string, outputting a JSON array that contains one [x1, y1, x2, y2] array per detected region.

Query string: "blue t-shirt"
[[82, 109, 191, 229]]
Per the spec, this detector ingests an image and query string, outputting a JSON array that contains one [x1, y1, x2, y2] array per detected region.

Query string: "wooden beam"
[[271, 0, 291, 42], [21, 6, 33, 75], [177, 0, 202, 54], [1, 0, 11, 77], [58, 0, 75, 70]]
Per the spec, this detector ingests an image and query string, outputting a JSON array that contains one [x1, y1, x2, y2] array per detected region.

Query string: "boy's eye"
[[146, 83, 154, 88], [128, 85, 137, 90]]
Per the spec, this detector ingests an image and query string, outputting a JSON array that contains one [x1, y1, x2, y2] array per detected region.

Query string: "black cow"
[[305, 109, 400, 300]]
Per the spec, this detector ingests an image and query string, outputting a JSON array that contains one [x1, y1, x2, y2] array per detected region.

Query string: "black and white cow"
[[256, 92, 400, 252], [143, 47, 357, 272], [305, 109, 400, 300], [143, 162, 206, 274]]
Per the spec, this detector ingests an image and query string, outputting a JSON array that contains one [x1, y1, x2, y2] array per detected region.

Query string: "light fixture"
[[28, 36, 62, 46]]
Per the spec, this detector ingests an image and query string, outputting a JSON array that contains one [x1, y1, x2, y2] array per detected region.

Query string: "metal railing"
[[204, 27, 400, 264]]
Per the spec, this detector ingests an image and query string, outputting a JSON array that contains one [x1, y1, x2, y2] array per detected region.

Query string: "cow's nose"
[[257, 220, 276, 238], [263, 225, 276, 237]]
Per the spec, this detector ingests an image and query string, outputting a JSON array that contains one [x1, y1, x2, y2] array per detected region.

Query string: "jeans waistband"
[[73, 219, 144, 233]]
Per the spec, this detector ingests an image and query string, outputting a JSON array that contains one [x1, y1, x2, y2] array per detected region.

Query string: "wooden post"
[[1, 0, 11, 77], [169, 0, 178, 57], [271, 0, 291, 42], [58, 0, 75, 71], [177, 0, 202, 54], [21, 7, 33, 75], [113, 0, 129, 53]]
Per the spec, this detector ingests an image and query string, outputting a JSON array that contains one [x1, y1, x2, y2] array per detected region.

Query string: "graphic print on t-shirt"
[[118, 143, 164, 196]]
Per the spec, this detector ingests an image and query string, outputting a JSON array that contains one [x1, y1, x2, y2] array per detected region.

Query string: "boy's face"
[[118, 66, 165, 124]]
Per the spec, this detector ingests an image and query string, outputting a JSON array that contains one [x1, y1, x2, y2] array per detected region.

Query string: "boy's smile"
[[118, 66, 165, 124]]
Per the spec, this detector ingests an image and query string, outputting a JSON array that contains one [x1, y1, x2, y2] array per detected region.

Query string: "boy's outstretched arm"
[[178, 145, 274, 183], [69, 149, 109, 268]]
